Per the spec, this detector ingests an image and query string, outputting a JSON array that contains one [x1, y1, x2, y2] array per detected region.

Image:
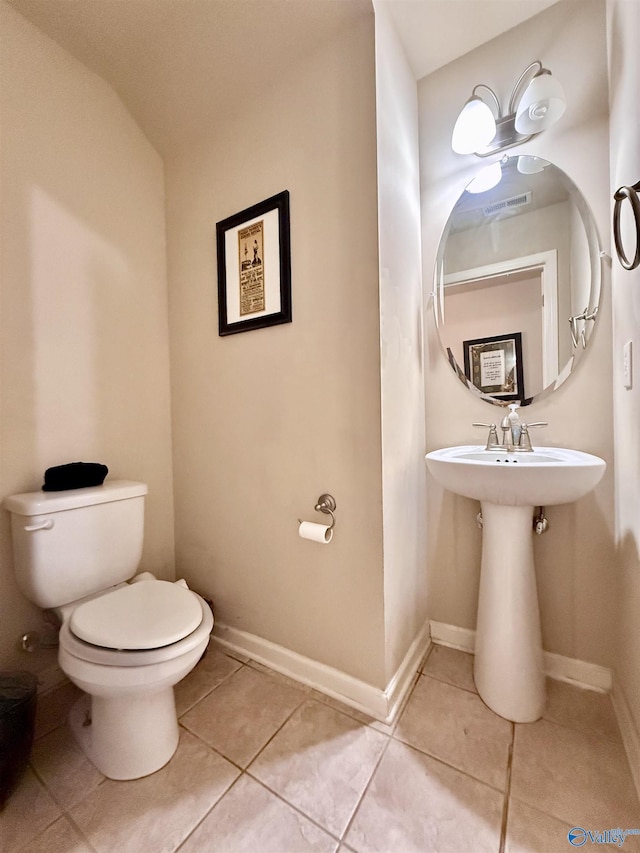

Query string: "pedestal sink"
[[425, 444, 606, 723]]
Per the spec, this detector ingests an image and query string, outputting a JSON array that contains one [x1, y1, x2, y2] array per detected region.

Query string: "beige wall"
[[419, 0, 617, 668], [607, 0, 640, 754], [0, 2, 175, 672], [165, 12, 387, 687], [374, 2, 429, 682]]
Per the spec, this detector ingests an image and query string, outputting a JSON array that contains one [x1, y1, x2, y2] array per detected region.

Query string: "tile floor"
[[1, 642, 639, 852]]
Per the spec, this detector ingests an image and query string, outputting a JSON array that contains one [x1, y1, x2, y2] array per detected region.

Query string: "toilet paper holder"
[[313, 494, 336, 531]]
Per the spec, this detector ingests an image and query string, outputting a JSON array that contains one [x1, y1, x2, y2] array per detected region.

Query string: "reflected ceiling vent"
[[483, 191, 532, 216]]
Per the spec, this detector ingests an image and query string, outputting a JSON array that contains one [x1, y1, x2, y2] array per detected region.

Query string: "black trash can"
[[0, 671, 38, 808]]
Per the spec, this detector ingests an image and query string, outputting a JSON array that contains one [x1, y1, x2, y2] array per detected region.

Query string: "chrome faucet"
[[474, 404, 548, 451]]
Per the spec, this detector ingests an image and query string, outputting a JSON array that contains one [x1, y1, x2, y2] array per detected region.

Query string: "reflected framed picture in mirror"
[[463, 332, 525, 401]]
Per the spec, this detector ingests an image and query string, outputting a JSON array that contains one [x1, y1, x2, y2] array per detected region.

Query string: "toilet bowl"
[[3, 480, 214, 781], [58, 579, 213, 780]]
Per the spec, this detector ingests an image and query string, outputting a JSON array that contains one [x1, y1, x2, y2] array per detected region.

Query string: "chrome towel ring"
[[613, 181, 640, 271]]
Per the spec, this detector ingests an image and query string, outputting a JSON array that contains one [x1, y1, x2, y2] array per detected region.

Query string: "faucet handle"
[[519, 424, 533, 451], [472, 423, 501, 451], [518, 421, 548, 451]]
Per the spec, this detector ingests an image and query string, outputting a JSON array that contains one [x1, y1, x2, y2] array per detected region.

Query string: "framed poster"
[[463, 332, 525, 401], [216, 190, 291, 336]]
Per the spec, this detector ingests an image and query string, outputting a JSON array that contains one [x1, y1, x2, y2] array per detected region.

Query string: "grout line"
[[26, 758, 102, 853], [420, 669, 479, 696], [390, 734, 509, 797], [242, 690, 309, 770], [242, 681, 399, 845], [176, 658, 244, 718], [62, 809, 100, 853], [242, 658, 314, 697], [244, 685, 388, 776], [539, 712, 624, 743], [13, 768, 63, 846], [177, 721, 247, 774], [537, 712, 627, 746], [245, 772, 344, 846], [415, 644, 434, 677], [339, 733, 393, 845], [389, 677, 511, 797], [179, 656, 309, 769], [173, 770, 245, 852], [499, 723, 515, 853]]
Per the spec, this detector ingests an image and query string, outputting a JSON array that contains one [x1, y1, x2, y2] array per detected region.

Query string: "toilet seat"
[[60, 590, 213, 668], [70, 580, 203, 651]]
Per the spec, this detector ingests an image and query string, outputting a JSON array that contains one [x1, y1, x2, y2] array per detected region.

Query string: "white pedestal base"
[[69, 689, 179, 780], [474, 502, 545, 723]]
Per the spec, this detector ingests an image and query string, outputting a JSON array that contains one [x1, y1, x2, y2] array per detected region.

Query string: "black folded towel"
[[42, 462, 108, 492]]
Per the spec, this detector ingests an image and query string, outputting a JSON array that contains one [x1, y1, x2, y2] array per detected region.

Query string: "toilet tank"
[[3, 481, 148, 609]]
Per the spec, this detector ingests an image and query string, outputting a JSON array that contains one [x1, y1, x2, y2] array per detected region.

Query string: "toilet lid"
[[69, 581, 203, 650]]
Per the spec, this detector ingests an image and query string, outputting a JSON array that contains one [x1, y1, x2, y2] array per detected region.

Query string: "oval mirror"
[[434, 156, 601, 406]]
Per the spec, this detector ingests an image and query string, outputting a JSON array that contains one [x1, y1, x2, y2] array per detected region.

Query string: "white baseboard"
[[213, 621, 431, 724], [543, 650, 612, 692], [611, 678, 640, 801], [430, 621, 476, 653], [429, 620, 612, 693], [384, 620, 432, 722]]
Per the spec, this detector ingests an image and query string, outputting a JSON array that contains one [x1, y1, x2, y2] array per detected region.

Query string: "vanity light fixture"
[[451, 61, 566, 157], [466, 160, 503, 194]]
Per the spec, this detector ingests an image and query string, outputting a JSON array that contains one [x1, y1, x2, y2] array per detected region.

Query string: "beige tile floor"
[[2, 642, 639, 853]]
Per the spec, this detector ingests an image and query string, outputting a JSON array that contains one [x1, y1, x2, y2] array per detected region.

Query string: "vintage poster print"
[[479, 348, 506, 388], [238, 221, 265, 315], [216, 190, 291, 336]]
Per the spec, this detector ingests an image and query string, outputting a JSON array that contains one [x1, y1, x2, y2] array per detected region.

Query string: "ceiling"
[[9, 0, 373, 153], [9, 0, 558, 155], [377, 0, 558, 81]]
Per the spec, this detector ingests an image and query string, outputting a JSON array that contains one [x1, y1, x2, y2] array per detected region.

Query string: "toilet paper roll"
[[298, 520, 333, 544]]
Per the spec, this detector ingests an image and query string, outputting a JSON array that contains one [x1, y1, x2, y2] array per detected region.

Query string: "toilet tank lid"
[[3, 480, 148, 516]]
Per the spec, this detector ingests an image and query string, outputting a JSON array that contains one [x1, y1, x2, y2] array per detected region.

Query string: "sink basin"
[[425, 444, 606, 507], [425, 443, 606, 724]]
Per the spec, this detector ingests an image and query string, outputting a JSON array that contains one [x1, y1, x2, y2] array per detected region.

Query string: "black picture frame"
[[216, 190, 291, 336], [463, 332, 525, 401]]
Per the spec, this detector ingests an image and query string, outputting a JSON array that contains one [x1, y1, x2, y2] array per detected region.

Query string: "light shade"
[[466, 162, 502, 194], [451, 96, 496, 155], [515, 71, 566, 135], [517, 155, 548, 175]]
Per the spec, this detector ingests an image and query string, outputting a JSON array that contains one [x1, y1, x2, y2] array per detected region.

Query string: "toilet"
[[4, 480, 213, 780]]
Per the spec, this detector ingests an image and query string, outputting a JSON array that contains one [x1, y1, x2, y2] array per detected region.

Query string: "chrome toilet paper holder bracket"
[[314, 493, 336, 531]]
